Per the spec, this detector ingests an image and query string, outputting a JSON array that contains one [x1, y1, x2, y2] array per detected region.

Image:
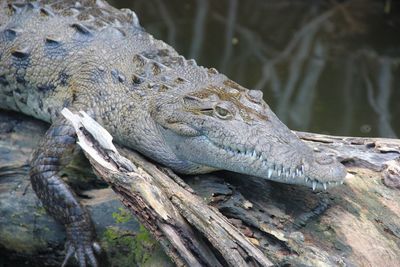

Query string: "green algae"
[[101, 208, 171, 267], [112, 207, 132, 224]]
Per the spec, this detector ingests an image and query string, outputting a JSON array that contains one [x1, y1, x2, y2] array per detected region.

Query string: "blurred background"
[[110, 0, 399, 138]]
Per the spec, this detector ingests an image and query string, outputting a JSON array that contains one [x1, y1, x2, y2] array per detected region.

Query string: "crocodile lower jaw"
[[207, 139, 343, 190]]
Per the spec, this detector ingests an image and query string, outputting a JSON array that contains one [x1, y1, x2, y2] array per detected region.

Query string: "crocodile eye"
[[215, 105, 232, 120]]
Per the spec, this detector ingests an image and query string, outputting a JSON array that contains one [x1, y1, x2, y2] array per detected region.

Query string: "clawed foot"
[[61, 241, 100, 267], [62, 222, 101, 267]]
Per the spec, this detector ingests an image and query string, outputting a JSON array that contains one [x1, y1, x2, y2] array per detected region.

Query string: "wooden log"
[[1, 109, 399, 266]]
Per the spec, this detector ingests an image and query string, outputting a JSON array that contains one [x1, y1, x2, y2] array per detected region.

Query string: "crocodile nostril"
[[246, 90, 263, 103], [315, 154, 335, 165]]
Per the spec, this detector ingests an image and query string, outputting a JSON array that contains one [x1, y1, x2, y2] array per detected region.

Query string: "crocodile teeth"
[[312, 181, 317, 191], [285, 169, 290, 178], [267, 169, 273, 178], [323, 183, 327, 190], [281, 168, 286, 179]]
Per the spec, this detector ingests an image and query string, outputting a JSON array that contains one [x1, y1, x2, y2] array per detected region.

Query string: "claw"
[[77, 247, 87, 267], [62, 239, 100, 266], [92, 242, 101, 254], [86, 247, 98, 267], [61, 244, 75, 267]]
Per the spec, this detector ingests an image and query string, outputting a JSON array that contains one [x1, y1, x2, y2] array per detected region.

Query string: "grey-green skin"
[[0, 0, 347, 266]]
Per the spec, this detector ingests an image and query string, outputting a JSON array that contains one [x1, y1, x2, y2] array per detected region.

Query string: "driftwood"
[[1, 109, 400, 267]]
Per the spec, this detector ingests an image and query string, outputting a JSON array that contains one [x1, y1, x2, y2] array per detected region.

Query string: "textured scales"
[[0, 1, 347, 266]]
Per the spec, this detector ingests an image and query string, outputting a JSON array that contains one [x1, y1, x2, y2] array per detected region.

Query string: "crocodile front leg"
[[30, 116, 99, 267]]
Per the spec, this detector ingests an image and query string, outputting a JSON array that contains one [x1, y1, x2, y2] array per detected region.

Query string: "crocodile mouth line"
[[206, 138, 343, 190]]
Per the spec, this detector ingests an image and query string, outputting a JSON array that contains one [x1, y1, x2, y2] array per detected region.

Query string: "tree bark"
[[1, 109, 399, 266]]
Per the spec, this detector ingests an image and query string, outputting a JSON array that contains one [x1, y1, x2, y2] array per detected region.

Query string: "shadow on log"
[[1, 109, 400, 266]]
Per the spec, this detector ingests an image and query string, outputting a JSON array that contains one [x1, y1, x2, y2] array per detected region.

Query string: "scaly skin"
[[0, 0, 347, 266]]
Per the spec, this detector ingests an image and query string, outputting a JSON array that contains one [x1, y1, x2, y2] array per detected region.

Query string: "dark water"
[[111, 0, 400, 138]]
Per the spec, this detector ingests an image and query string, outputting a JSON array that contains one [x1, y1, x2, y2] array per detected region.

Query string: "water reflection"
[[111, 0, 399, 138]]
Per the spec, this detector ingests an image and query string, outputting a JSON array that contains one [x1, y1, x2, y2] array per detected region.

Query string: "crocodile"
[[0, 0, 347, 266]]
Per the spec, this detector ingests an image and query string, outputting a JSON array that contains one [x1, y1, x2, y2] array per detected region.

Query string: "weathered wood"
[[296, 131, 400, 172], [1, 109, 400, 266], [296, 131, 400, 190]]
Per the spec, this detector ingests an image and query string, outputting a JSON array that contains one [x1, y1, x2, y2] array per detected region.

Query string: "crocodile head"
[[150, 79, 346, 190]]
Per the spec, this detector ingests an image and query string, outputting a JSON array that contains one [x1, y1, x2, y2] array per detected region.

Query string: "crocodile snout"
[[303, 153, 347, 189]]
